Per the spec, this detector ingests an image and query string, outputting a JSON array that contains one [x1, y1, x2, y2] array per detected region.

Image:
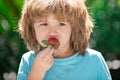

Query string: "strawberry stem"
[[52, 42, 59, 47]]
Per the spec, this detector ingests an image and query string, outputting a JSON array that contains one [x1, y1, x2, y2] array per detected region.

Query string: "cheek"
[[35, 29, 46, 43], [60, 29, 71, 45], [65, 28, 72, 39]]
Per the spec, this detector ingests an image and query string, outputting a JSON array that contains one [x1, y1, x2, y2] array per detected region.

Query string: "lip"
[[48, 36, 58, 40], [48, 36, 59, 41], [48, 37, 57, 39], [49, 37, 59, 41]]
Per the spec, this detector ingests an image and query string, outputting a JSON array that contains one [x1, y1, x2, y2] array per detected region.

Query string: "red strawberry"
[[48, 37, 60, 49], [42, 37, 60, 49]]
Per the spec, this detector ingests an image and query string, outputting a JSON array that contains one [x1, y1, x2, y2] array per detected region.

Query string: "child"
[[17, 0, 112, 80]]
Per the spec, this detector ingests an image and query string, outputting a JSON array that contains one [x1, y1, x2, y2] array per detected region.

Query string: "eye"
[[40, 23, 48, 26], [58, 22, 66, 26]]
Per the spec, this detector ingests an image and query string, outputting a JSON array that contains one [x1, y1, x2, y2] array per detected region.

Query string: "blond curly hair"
[[19, 0, 94, 54]]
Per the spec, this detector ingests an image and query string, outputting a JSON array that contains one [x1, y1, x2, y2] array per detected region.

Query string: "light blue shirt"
[[17, 48, 112, 80]]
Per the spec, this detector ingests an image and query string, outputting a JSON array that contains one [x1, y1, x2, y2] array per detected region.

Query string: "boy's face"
[[34, 14, 71, 51]]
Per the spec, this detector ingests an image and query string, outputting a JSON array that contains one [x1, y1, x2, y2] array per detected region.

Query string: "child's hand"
[[35, 45, 54, 71], [27, 45, 54, 80]]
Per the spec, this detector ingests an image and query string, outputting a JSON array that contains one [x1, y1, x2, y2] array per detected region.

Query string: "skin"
[[34, 13, 73, 58], [27, 13, 73, 80]]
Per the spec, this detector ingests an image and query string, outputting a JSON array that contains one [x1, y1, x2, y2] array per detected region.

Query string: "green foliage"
[[0, 0, 26, 74], [87, 0, 120, 54]]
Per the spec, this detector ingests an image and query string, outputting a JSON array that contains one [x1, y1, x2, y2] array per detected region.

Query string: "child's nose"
[[48, 26, 58, 34]]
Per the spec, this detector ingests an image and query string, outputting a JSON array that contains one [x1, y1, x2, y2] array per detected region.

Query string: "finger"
[[48, 55, 54, 64], [41, 45, 52, 54], [43, 48, 54, 60], [37, 45, 52, 58]]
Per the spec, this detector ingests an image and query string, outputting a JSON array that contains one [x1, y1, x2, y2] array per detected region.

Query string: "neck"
[[53, 47, 74, 58]]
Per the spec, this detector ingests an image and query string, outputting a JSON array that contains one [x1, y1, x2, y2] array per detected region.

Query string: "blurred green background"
[[0, 0, 120, 80]]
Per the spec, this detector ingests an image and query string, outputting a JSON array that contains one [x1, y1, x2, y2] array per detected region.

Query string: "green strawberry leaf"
[[42, 40, 51, 45], [52, 42, 60, 47]]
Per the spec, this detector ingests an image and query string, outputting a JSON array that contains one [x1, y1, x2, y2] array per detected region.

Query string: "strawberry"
[[42, 37, 60, 49]]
